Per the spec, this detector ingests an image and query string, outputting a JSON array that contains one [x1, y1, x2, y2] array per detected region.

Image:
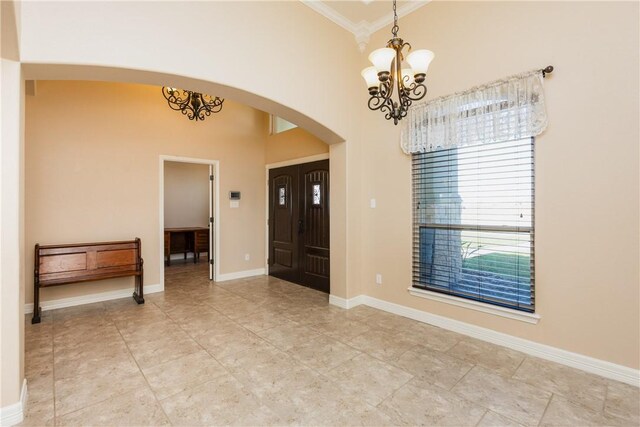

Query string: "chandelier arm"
[[162, 87, 189, 111], [404, 83, 427, 101], [182, 107, 196, 120], [368, 80, 393, 111]]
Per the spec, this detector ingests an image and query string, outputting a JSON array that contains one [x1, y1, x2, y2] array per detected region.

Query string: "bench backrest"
[[35, 239, 142, 287]]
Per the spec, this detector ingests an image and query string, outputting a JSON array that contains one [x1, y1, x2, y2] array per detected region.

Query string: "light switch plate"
[[230, 200, 240, 208], [370, 198, 377, 208]]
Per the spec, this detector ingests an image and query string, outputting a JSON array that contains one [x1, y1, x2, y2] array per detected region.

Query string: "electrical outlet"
[[244, 254, 250, 261], [375, 273, 382, 285]]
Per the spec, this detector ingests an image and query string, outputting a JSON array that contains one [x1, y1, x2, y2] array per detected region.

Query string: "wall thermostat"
[[229, 191, 241, 200]]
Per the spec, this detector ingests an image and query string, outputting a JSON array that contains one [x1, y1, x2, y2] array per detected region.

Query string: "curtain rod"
[[541, 66, 554, 78]]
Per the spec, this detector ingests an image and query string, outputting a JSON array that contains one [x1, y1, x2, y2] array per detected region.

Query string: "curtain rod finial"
[[542, 65, 554, 77]]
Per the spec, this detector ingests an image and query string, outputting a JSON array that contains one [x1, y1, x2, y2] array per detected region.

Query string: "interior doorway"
[[268, 158, 330, 293], [160, 156, 219, 284]]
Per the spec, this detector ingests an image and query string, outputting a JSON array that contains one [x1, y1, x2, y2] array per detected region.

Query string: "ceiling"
[[301, 0, 430, 52]]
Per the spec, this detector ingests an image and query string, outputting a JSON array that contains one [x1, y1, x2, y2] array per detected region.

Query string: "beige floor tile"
[[212, 298, 266, 319], [512, 357, 608, 412], [310, 318, 371, 342], [118, 318, 182, 341], [53, 332, 129, 365], [195, 324, 269, 360], [447, 338, 525, 377], [477, 410, 525, 426], [452, 366, 552, 426], [53, 320, 119, 346], [232, 354, 322, 401], [236, 309, 293, 333], [55, 347, 138, 381], [261, 375, 390, 426], [219, 342, 299, 384], [173, 310, 235, 339], [256, 322, 322, 351], [379, 381, 486, 426], [121, 321, 201, 369], [126, 333, 201, 369], [325, 353, 413, 406], [339, 304, 381, 321], [17, 398, 55, 427], [394, 344, 473, 390], [25, 351, 53, 380], [539, 395, 622, 426], [22, 264, 629, 427], [51, 302, 107, 322], [281, 306, 332, 325], [288, 334, 362, 373], [605, 380, 640, 425], [54, 364, 148, 416], [25, 371, 54, 407], [347, 329, 417, 362], [55, 386, 169, 426], [25, 324, 53, 345], [365, 310, 421, 332], [159, 374, 281, 426], [142, 350, 228, 400], [109, 306, 169, 332], [410, 322, 462, 351], [161, 302, 213, 323]]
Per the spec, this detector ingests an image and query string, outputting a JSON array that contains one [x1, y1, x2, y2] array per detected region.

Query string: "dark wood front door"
[[268, 160, 330, 293]]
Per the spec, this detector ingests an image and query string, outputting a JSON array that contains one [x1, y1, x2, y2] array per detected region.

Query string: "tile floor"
[[21, 262, 639, 426]]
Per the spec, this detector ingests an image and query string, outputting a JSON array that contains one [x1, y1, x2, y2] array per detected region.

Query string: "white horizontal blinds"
[[412, 138, 535, 312], [401, 70, 547, 154], [406, 69, 546, 312]]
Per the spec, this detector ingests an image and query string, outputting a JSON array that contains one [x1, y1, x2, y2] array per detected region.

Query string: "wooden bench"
[[32, 238, 144, 324]]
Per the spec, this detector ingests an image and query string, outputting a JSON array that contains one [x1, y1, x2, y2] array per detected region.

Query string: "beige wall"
[[25, 80, 331, 306], [1, 0, 26, 408], [6, 0, 357, 411], [164, 162, 210, 229], [266, 126, 329, 164], [17, 0, 361, 306], [359, 1, 639, 369], [25, 80, 269, 304]]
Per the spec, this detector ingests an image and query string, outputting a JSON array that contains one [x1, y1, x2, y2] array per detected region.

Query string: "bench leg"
[[133, 260, 145, 304], [32, 280, 41, 324]]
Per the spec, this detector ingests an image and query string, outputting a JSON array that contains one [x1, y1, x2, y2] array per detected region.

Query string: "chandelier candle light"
[[161, 87, 224, 121], [361, 0, 434, 125]]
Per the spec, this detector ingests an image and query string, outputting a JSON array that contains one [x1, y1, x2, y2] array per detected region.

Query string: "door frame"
[[264, 153, 329, 275], [159, 155, 220, 288]]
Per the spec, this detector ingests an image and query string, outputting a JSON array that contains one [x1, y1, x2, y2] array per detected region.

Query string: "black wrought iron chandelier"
[[361, 0, 434, 125], [161, 87, 224, 121]]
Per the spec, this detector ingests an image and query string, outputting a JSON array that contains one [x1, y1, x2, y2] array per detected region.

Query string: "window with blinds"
[[412, 137, 535, 312]]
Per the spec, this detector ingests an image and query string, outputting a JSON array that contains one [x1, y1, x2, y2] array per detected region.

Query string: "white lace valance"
[[401, 69, 548, 154]]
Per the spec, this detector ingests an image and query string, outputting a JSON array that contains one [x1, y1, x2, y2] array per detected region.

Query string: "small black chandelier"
[[361, 0, 434, 125], [161, 87, 224, 121]]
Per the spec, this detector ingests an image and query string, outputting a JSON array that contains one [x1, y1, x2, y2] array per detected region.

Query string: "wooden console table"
[[164, 227, 209, 266]]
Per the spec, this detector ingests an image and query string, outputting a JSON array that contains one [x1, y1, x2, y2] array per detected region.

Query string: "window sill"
[[407, 287, 541, 324]]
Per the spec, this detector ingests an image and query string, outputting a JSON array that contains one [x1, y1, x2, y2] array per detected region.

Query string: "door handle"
[[298, 219, 304, 234]]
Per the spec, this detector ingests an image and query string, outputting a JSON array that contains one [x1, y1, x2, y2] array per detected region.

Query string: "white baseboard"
[[329, 294, 366, 309], [337, 294, 639, 387], [215, 268, 265, 282], [0, 378, 27, 426], [24, 284, 163, 314]]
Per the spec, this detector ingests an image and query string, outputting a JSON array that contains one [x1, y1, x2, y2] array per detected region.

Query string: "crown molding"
[[301, 0, 430, 52]]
